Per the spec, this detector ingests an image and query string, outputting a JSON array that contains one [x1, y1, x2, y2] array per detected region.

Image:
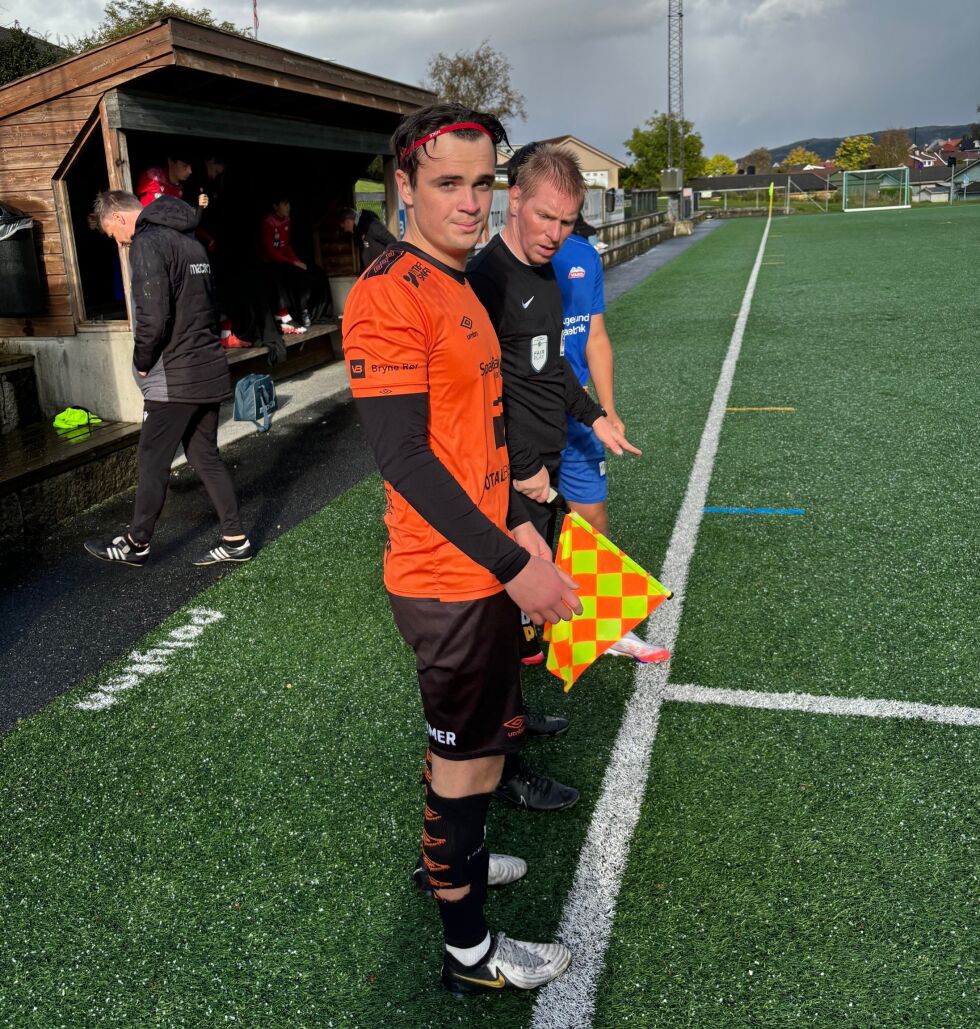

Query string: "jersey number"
[[492, 397, 506, 449]]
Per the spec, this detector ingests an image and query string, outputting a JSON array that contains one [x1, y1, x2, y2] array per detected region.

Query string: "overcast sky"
[[5, 0, 979, 160]]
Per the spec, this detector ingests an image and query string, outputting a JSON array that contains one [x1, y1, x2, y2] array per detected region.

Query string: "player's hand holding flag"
[[544, 507, 671, 692]]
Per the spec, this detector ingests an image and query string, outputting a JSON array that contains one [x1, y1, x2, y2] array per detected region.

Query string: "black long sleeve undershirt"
[[356, 392, 531, 585]]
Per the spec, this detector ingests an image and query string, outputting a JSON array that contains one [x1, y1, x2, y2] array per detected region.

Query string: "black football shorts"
[[387, 589, 526, 759]]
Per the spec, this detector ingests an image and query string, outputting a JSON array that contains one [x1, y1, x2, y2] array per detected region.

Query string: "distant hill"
[[766, 125, 974, 164]]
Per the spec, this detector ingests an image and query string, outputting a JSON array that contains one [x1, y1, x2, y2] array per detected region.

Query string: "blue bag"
[[234, 373, 277, 433]]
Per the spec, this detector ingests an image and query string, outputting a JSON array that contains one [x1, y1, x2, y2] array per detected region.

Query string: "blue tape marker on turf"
[[704, 506, 806, 515]]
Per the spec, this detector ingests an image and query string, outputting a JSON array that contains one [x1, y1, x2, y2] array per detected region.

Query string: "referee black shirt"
[[468, 233, 603, 481]]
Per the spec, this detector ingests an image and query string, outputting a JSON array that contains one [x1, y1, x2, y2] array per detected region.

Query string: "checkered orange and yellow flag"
[[544, 512, 672, 691]]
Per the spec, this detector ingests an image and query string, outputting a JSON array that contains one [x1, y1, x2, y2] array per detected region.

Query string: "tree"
[[742, 147, 772, 173], [0, 23, 64, 85], [868, 129, 911, 168], [781, 146, 820, 169], [423, 39, 526, 128], [621, 112, 706, 189], [704, 153, 737, 176], [834, 134, 873, 171], [67, 1, 245, 53]]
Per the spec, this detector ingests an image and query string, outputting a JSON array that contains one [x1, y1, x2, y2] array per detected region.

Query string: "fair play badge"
[[530, 334, 548, 371]]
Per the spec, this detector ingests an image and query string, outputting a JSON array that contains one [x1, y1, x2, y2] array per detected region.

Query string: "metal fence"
[[696, 178, 838, 215], [354, 185, 664, 238], [581, 188, 605, 226], [624, 189, 659, 217], [354, 192, 386, 221]]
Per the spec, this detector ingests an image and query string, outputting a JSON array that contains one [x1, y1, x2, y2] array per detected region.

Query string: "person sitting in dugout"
[[259, 193, 331, 334]]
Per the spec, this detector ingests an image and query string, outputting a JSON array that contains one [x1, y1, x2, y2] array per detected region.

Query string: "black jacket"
[[129, 196, 231, 403], [354, 210, 397, 272]]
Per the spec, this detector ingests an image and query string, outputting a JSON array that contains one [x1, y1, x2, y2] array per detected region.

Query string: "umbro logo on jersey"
[[521, 296, 535, 308], [567, 266, 586, 279], [460, 315, 479, 340]]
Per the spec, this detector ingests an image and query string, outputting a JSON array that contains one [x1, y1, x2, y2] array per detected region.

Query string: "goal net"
[[842, 166, 910, 212]]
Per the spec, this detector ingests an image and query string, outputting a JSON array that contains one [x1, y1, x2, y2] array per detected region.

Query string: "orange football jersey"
[[343, 244, 512, 601]]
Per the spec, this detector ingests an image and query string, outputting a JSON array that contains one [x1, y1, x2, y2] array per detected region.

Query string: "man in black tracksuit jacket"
[[84, 191, 251, 568]]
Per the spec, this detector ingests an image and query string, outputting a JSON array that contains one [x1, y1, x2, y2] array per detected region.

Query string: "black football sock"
[[422, 786, 492, 952]]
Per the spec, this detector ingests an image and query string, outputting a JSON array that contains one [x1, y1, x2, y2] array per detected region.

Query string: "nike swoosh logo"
[[521, 296, 534, 308], [455, 971, 506, 988]]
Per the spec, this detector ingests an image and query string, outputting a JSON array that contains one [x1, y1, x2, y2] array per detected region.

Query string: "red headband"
[[399, 122, 495, 162]]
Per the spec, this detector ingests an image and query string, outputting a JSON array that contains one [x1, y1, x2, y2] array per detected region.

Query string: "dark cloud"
[[6, 0, 978, 162]]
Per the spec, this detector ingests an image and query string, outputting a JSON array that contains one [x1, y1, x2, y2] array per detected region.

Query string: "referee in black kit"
[[468, 144, 640, 811]]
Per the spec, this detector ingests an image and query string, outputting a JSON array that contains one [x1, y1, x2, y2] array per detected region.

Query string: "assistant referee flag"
[[544, 512, 672, 691]]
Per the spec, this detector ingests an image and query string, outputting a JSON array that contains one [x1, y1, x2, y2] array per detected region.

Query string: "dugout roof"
[[0, 18, 434, 338]]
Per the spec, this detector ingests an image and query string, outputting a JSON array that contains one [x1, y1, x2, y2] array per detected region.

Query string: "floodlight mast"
[[667, 0, 684, 170], [664, 0, 685, 220]]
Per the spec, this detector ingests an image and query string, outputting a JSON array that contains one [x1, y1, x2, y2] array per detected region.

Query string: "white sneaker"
[[442, 931, 572, 994], [413, 852, 527, 895], [488, 853, 527, 887], [606, 630, 670, 664]]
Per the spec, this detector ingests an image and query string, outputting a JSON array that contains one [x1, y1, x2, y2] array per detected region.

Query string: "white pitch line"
[[532, 217, 775, 1029], [663, 683, 980, 727]]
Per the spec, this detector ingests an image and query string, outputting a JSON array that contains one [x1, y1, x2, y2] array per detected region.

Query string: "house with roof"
[[499, 135, 627, 189]]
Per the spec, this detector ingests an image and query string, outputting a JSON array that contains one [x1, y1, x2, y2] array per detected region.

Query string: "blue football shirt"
[[551, 234, 605, 386]]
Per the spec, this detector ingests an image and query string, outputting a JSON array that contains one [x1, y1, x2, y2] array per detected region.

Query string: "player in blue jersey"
[[552, 229, 669, 664]]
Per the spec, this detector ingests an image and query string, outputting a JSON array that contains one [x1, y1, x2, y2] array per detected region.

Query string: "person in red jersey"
[[343, 103, 579, 997], [259, 193, 330, 333], [135, 151, 206, 209]]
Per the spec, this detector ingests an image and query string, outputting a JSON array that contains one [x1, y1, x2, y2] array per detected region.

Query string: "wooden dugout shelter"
[[0, 17, 432, 421]]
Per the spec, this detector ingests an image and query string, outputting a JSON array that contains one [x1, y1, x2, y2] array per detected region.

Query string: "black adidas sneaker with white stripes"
[[83, 534, 149, 567], [192, 539, 253, 566]]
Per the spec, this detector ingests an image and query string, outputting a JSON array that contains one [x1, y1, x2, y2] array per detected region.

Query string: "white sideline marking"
[[664, 683, 980, 727], [532, 217, 774, 1029], [75, 607, 224, 712]]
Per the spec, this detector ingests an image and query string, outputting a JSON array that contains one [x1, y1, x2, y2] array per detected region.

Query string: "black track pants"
[[130, 400, 242, 543]]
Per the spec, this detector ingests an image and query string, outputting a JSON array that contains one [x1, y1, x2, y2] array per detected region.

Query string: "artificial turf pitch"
[[1, 206, 977, 1027]]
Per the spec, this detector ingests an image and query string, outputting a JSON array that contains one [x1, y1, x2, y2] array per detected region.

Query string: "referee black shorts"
[[387, 589, 525, 760]]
